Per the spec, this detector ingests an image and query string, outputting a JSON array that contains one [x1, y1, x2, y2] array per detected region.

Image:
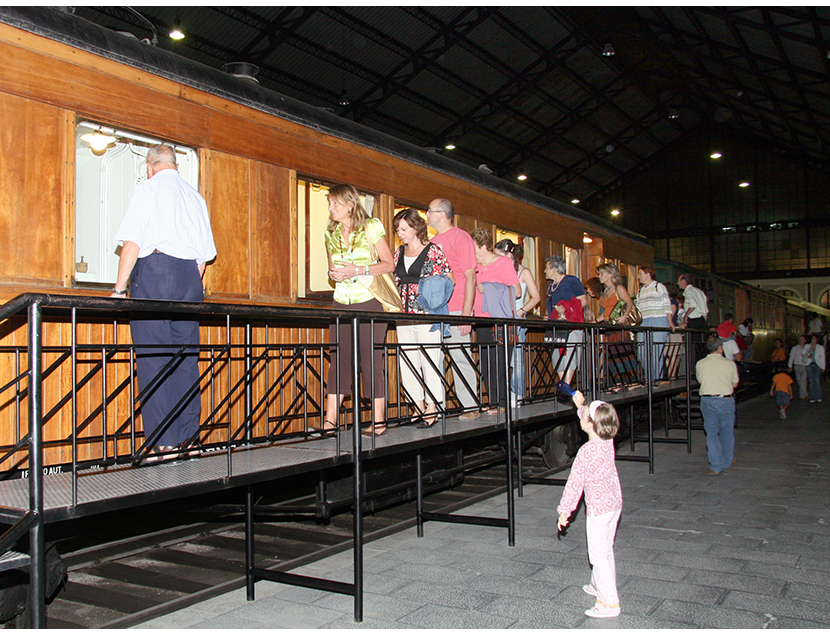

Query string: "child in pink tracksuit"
[[557, 390, 623, 619]]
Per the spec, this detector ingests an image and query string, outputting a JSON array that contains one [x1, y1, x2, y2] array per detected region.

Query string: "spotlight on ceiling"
[[668, 108, 678, 119], [517, 173, 528, 181], [444, 141, 456, 150], [611, 209, 621, 217], [571, 199, 580, 205], [169, 22, 185, 40], [602, 43, 615, 57], [710, 152, 723, 159], [739, 182, 751, 188], [338, 89, 350, 107]]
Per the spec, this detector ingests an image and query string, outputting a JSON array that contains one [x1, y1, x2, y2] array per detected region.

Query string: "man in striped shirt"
[[111, 144, 216, 460]]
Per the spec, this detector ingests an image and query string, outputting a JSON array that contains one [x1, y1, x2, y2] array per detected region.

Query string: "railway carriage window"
[[297, 179, 377, 297], [565, 246, 581, 278], [73, 122, 198, 285]]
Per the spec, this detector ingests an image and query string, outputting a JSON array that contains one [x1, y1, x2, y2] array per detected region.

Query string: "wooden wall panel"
[[203, 150, 251, 299], [0, 92, 66, 285], [251, 163, 293, 301]]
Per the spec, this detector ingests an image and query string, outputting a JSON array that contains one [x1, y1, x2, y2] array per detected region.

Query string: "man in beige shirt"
[[695, 336, 739, 474]]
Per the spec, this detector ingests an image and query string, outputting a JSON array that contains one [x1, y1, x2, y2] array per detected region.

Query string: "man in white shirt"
[[788, 335, 810, 400], [111, 145, 217, 460]]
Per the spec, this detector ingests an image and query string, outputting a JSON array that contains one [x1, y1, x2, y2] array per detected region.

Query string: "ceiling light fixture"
[[583, 233, 593, 243], [602, 43, 615, 57], [169, 18, 185, 41], [338, 89, 350, 107], [611, 209, 620, 217], [517, 174, 528, 181], [739, 181, 751, 188], [571, 199, 580, 205], [444, 142, 456, 150], [668, 108, 678, 119], [710, 152, 722, 159]]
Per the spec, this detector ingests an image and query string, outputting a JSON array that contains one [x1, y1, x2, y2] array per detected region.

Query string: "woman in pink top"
[[471, 228, 519, 415], [557, 390, 623, 619]]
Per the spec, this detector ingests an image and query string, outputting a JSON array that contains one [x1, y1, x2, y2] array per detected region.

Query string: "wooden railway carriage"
[[0, 7, 653, 471]]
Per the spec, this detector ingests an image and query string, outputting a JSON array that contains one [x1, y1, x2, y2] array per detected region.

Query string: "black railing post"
[[245, 485, 255, 601], [502, 323, 515, 547], [351, 315, 363, 623], [27, 300, 45, 628]]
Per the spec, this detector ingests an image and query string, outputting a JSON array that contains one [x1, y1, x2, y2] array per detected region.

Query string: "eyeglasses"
[[426, 208, 442, 214]]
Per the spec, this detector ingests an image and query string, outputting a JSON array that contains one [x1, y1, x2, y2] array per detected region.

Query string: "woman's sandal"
[[415, 414, 438, 429], [309, 421, 338, 438], [361, 424, 387, 437]]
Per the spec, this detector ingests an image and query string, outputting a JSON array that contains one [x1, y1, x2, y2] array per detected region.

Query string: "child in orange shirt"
[[770, 365, 794, 420]]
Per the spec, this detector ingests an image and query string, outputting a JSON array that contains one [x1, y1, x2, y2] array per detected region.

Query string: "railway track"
[[37, 448, 558, 629]]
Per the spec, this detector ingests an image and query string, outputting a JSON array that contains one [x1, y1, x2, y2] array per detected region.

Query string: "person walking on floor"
[[557, 390, 623, 619], [696, 336, 739, 475], [805, 334, 826, 403], [788, 335, 810, 401]]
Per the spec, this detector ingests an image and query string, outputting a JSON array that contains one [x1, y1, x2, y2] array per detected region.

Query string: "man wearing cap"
[[716, 318, 743, 363], [696, 336, 739, 474]]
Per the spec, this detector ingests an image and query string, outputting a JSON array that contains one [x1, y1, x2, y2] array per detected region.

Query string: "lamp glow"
[[571, 199, 580, 205], [169, 26, 185, 40], [517, 174, 527, 181], [80, 132, 116, 153], [710, 152, 722, 159], [611, 209, 620, 216], [444, 142, 456, 150], [739, 181, 750, 188]]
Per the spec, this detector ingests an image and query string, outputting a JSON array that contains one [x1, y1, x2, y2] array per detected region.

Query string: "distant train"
[[655, 258, 830, 360]]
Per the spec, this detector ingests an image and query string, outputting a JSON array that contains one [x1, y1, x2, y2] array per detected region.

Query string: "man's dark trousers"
[[130, 252, 203, 448]]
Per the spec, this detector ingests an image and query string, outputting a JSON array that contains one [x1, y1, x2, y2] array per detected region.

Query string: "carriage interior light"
[[80, 132, 116, 153]]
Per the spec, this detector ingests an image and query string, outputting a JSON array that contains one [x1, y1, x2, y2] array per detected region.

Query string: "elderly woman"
[[472, 229, 520, 415], [544, 254, 587, 390], [635, 265, 674, 384], [392, 208, 454, 427], [323, 184, 395, 436], [494, 239, 540, 406], [596, 263, 637, 389]]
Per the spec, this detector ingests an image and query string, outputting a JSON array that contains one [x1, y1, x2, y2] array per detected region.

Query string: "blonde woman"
[[323, 184, 394, 436]]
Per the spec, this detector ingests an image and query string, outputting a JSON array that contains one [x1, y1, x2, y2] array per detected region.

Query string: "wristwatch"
[[112, 288, 128, 295]]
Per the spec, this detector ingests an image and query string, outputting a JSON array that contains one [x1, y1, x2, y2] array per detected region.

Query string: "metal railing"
[[0, 292, 702, 626]]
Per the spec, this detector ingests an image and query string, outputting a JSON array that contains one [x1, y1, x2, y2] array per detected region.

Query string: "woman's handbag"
[[362, 236, 402, 313], [609, 299, 642, 326]]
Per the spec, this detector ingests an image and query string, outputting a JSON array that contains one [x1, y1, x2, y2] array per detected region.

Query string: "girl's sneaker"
[[582, 583, 598, 597], [585, 604, 620, 618]]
